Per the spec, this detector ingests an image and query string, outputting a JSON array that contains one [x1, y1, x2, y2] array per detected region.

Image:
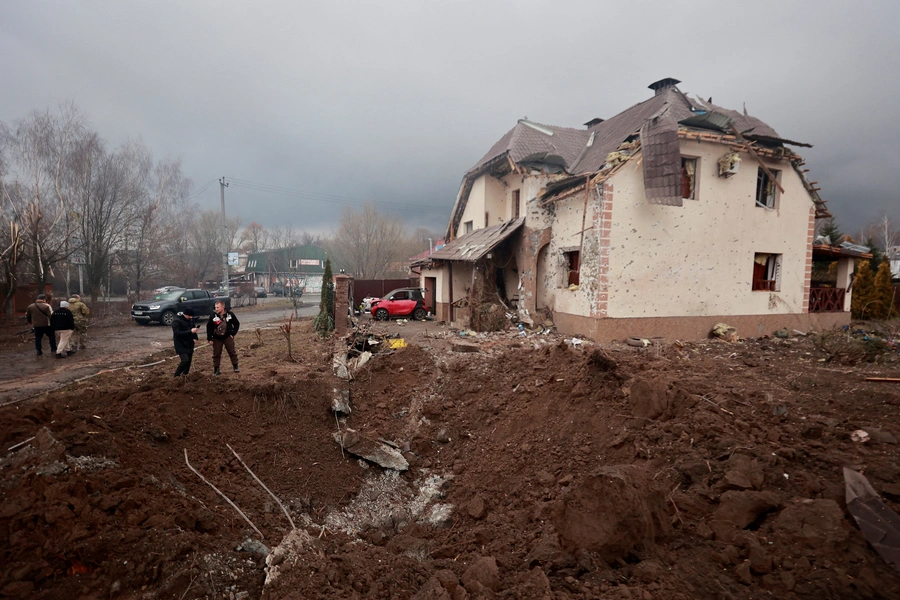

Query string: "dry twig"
[[227, 443, 296, 531], [700, 394, 734, 416], [184, 448, 264, 540]]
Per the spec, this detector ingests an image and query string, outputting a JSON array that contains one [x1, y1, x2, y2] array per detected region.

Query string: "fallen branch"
[[226, 443, 296, 531], [128, 359, 166, 370], [668, 485, 684, 525], [700, 394, 734, 416], [866, 377, 900, 383], [335, 412, 344, 459], [184, 448, 264, 540], [7, 436, 36, 452]]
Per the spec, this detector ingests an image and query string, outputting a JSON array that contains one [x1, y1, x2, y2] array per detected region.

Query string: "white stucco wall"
[[458, 175, 508, 233], [603, 140, 813, 318], [541, 191, 600, 316], [456, 172, 551, 237]]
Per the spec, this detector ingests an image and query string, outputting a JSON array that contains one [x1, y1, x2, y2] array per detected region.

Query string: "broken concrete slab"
[[349, 351, 372, 373], [333, 428, 409, 471], [331, 387, 351, 414], [451, 340, 480, 353]]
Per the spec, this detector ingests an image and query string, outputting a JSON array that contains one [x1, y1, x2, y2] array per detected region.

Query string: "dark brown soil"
[[2, 317, 900, 599]]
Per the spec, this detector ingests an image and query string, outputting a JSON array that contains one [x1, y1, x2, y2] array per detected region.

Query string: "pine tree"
[[871, 258, 896, 320], [851, 259, 874, 319], [864, 238, 883, 272], [314, 257, 335, 336], [819, 218, 842, 245]]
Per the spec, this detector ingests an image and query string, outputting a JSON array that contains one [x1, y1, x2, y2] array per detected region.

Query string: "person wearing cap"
[[172, 307, 200, 377], [68, 294, 90, 350], [50, 301, 76, 359], [206, 300, 240, 376], [25, 294, 56, 356]]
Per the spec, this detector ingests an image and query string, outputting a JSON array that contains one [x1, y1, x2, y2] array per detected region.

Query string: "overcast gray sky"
[[2, 1, 898, 240]]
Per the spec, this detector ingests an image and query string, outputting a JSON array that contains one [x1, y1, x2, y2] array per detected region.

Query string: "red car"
[[371, 288, 430, 321]]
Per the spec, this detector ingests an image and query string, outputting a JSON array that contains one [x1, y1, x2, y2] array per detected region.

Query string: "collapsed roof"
[[447, 79, 827, 239]]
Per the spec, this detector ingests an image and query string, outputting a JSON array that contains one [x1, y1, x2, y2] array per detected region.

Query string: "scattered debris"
[[851, 430, 871, 443], [711, 323, 738, 341], [844, 468, 900, 572], [333, 428, 409, 471], [330, 387, 351, 414]]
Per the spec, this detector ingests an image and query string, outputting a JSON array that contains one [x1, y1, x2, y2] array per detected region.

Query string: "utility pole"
[[220, 177, 230, 296]]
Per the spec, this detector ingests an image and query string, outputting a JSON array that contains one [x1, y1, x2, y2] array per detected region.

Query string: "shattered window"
[[564, 250, 580, 287], [681, 158, 697, 200], [755, 168, 780, 208], [752, 253, 782, 291]]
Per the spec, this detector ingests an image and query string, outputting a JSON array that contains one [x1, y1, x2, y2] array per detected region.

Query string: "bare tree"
[[0, 176, 27, 316], [121, 153, 190, 295], [239, 221, 268, 253], [176, 209, 242, 287], [875, 213, 898, 258], [0, 105, 87, 292], [268, 224, 300, 250], [328, 203, 415, 279], [299, 230, 323, 247]]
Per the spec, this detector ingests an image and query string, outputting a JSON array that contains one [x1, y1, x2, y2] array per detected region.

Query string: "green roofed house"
[[245, 245, 329, 293]]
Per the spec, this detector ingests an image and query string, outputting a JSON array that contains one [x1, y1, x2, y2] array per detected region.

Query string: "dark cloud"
[[2, 1, 898, 235]]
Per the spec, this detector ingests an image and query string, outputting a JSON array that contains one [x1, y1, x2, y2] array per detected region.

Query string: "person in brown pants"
[[206, 300, 240, 376]]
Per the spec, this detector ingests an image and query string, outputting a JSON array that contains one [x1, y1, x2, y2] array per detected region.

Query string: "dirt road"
[[0, 300, 319, 405]]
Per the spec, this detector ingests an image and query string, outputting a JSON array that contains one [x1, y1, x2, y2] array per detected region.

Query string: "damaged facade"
[[418, 78, 852, 341]]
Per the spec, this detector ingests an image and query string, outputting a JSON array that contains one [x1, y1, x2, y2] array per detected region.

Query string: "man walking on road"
[[51, 301, 76, 359], [172, 307, 200, 377], [68, 294, 90, 350], [206, 300, 240, 376], [26, 294, 56, 356]]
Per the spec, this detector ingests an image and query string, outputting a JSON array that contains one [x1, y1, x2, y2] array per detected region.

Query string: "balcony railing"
[[809, 287, 846, 312], [752, 279, 776, 291]]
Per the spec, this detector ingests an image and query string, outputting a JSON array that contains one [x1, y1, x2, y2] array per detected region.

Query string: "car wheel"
[[375, 308, 389, 321], [413, 307, 427, 321], [161, 310, 176, 326]]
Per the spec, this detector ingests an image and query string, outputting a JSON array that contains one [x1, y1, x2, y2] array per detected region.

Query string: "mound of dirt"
[[2, 321, 900, 599]]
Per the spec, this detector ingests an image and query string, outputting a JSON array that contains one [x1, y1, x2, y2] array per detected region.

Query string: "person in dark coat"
[[25, 294, 56, 356], [172, 307, 200, 377], [206, 300, 240, 376], [50, 300, 76, 359]]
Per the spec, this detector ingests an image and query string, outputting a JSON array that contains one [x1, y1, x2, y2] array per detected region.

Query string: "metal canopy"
[[429, 218, 525, 263]]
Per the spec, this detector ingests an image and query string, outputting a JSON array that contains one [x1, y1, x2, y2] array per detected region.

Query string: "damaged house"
[[417, 78, 856, 341]]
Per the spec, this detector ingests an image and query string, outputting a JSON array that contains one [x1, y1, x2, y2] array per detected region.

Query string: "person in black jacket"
[[172, 307, 200, 377], [50, 301, 76, 359], [206, 300, 240, 376]]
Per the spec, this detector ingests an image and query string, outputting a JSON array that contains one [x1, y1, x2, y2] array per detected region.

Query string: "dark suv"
[[131, 289, 229, 325]]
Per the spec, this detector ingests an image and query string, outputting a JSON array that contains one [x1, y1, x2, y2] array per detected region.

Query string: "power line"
[[186, 178, 217, 200]]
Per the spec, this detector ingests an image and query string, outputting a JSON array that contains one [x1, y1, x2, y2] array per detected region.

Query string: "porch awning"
[[428, 217, 525, 263]]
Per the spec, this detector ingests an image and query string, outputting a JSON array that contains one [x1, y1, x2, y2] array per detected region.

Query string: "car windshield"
[[153, 290, 184, 301]]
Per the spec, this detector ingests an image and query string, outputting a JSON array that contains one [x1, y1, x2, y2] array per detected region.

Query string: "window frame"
[[681, 156, 699, 200], [464, 220, 474, 234], [289, 259, 298, 269], [752, 252, 782, 292], [755, 167, 781, 209], [562, 249, 580, 287], [512, 189, 521, 218]]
